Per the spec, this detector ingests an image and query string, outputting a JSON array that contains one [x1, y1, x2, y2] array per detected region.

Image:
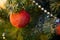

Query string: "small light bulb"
[[2, 33, 5, 37], [50, 14, 53, 16], [41, 8, 44, 10], [44, 10, 47, 13], [38, 5, 41, 8], [33, 0, 35, 3], [3, 37, 5, 39], [47, 12, 50, 14], [35, 3, 38, 5]]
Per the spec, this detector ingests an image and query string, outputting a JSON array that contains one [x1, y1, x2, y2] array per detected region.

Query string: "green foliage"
[[0, 0, 58, 40], [0, 9, 9, 21], [50, 0, 60, 16]]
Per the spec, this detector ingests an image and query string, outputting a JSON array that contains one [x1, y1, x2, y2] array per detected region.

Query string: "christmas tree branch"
[[15, 28, 23, 40]]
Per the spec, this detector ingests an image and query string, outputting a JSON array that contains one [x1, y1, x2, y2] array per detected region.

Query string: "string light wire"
[[32, 0, 56, 18]]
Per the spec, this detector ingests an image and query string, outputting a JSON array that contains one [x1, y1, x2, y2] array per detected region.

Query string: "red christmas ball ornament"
[[10, 9, 30, 28], [56, 24, 60, 35]]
